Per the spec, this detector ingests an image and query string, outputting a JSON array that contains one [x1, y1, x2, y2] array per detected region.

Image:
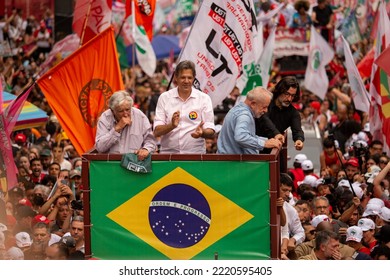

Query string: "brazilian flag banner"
[[89, 160, 270, 260]]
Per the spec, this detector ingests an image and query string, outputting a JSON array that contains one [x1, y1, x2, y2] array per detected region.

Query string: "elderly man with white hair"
[[95, 90, 157, 160]]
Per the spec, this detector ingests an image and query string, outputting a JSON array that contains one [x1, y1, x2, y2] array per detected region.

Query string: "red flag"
[[375, 44, 390, 76], [370, 7, 380, 41], [357, 47, 375, 79], [328, 71, 340, 88], [73, 0, 113, 45], [126, 0, 156, 41], [0, 83, 34, 191], [37, 27, 124, 155], [0, 114, 16, 191], [369, 1, 390, 155], [4, 82, 34, 135]]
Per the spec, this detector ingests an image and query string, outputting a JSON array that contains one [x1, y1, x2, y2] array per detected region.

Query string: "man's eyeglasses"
[[283, 92, 296, 98]]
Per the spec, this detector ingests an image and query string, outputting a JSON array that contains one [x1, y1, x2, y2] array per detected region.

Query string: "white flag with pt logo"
[[304, 26, 334, 100]]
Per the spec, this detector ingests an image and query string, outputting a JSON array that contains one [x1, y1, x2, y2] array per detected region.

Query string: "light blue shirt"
[[217, 102, 268, 154]]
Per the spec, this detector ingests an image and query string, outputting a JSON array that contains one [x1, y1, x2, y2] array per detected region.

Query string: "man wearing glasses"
[[255, 76, 304, 151]]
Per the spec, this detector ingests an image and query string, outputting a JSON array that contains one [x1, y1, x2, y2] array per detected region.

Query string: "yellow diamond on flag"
[[107, 167, 254, 259], [380, 82, 390, 118]]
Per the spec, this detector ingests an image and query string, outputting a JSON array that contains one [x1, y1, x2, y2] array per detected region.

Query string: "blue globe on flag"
[[149, 184, 211, 248]]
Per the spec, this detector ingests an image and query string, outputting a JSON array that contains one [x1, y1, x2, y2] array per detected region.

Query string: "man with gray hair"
[[217, 86, 282, 154], [95, 90, 156, 159]]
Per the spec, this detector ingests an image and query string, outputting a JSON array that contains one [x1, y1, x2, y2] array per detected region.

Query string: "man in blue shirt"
[[217, 86, 282, 154]]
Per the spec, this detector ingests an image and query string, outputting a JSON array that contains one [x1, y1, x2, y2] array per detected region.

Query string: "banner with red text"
[[274, 28, 310, 58], [73, 0, 113, 45], [178, 0, 258, 107]]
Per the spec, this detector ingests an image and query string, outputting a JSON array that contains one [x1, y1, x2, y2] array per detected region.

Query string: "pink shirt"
[[153, 87, 215, 154], [95, 107, 156, 154]]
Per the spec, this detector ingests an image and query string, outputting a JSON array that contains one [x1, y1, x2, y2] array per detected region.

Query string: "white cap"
[[378, 207, 390, 222], [314, 178, 326, 188], [338, 179, 350, 188], [298, 175, 318, 187], [368, 165, 381, 174], [362, 203, 381, 217], [358, 218, 375, 231], [301, 159, 314, 171], [346, 226, 363, 242], [15, 232, 32, 248], [367, 198, 385, 208], [357, 131, 369, 142], [350, 182, 364, 199], [365, 169, 380, 184], [294, 154, 307, 164], [311, 214, 330, 228], [6, 246, 24, 260], [49, 233, 62, 246], [0, 223, 7, 232]]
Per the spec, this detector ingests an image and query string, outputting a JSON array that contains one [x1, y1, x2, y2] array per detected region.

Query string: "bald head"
[[316, 220, 333, 232], [336, 103, 348, 122]]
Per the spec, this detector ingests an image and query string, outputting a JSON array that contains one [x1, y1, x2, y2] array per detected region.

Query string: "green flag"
[[116, 36, 129, 69]]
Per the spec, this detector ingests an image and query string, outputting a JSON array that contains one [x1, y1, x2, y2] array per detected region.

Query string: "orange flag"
[[37, 27, 124, 155]]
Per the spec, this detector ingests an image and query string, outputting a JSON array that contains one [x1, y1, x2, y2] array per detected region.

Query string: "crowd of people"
[[1, 1, 390, 260]]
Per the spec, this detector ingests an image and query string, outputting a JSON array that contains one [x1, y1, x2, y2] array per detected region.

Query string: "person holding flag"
[[153, 60, 215, 154]]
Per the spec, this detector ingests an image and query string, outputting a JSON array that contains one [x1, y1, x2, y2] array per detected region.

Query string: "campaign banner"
[[274, 28, 310, 58], [89, 160, 271, 260], [179, 0, 258, 107], [341, 13, 362, 46]]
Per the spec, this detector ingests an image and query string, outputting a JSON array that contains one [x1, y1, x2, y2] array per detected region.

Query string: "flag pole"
[[131, 0, 136, 94], [80, 0, 93, 46], [115, 0, 127, 41]]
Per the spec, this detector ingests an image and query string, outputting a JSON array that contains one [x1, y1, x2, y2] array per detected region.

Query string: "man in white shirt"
[[153, 60, 215, 154]]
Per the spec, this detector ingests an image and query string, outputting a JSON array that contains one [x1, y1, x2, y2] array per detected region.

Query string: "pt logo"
[[149, 184, 211, 248], [188, 111, 198, 120], [242, 63, 262, 95], [79, 79, 113, 127], [310, 48, 322, 72]]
